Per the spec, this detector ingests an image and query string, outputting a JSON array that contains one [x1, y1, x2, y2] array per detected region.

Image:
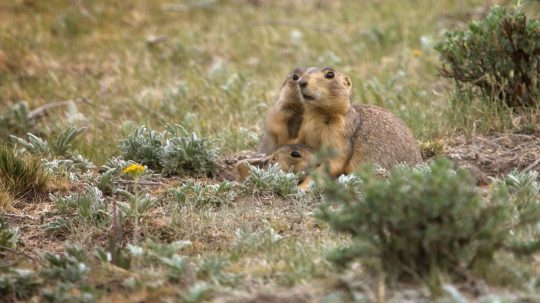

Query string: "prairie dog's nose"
[[299, 79, 307, 88]]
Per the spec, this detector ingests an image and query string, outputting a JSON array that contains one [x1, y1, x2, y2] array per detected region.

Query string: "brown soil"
[[444, 133, 540, 185]]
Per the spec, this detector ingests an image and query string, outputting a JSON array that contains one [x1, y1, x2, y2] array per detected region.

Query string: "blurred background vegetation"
[[3, 0, 538, 164]]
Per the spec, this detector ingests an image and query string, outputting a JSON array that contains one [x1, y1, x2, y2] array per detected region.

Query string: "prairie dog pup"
[[257, 68, 306, 155], [292, 67, 422, 189], [235, 144, 316, 181]]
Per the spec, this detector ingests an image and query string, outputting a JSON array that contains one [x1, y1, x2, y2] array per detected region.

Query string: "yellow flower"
[[412, 49, 423, 57], [123, 164, 145, 177]]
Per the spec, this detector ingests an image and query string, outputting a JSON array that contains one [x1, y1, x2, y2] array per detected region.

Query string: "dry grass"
[[0, 187, 12, 211]]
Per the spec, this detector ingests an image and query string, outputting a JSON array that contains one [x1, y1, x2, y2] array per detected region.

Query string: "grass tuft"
[[0, 145, 48, 199]]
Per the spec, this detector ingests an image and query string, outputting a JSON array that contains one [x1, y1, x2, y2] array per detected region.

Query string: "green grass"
[[1, 0, 540, 302]]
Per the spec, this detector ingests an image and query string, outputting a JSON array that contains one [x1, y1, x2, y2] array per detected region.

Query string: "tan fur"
[[235, 144, 316, 181], [292, 67, 422, 190], [257, 68, 306, 155]]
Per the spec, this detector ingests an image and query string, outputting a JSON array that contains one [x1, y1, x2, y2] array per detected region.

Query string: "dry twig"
[[27, 98, 91, 120]]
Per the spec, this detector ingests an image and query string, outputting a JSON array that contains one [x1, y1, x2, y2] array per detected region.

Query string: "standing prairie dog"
[[235, 144, 317, 181], [292, 67, 422, 190], [257, 67, 307, 155]]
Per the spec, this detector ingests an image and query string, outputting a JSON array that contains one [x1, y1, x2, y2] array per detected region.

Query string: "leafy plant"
[[436, 5, 540, 107], [119, 125, 220, 176], [497, 169, 539, 208], [0, 145, 48, 198], [42, 245, 89, 282], [51, 186, 109, 225], [11, 127, 86, 157], [159, 254, 188, 282], [493, 170, 540, 254], [0, 102, 35, 140], [115, 189, 157, 221], [243, 163, 298, 197], [316, 157, 540, 284], [97, 167, 119, 195], [49, 127, 87, 156], [182, 282, 211, 303], [11, 127, 93, 172], [160, 125, 220, 177], [0, 216, 19, 249], [118, 126, 165, 169], [42, 217, 71, 235], [171, 180, 237, 206], [11, 133, 48, 155], [40, 244, 96, 302], [197, 256, 239, 286], [0, 268, 41, 300], [232, 224, 284, 256], [97, 157, 144, 195]]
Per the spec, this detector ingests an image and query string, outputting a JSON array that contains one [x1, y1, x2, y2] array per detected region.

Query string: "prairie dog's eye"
[[325, 71, 335, 79], [290, 151, 301, 158], [292, 74, 299, 81]]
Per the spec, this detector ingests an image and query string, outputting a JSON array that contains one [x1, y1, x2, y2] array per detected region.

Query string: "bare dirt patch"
[[445, 132, 540, 185]]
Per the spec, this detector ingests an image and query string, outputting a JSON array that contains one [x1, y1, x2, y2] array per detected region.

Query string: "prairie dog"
[[235, 144, 316, 181], [257, 67, 306, 155], [292, 67, 422, 189]]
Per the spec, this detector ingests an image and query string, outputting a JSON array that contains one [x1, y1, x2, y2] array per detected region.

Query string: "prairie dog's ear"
[[344, 76, 352, 89], [235, 155, 272, 181], [246, 155, 272, 168]]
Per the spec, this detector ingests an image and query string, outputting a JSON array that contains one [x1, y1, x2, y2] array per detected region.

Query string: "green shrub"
[[119, 125, 221, 177], [316, 158, 540, 283], [0, 145, 48, 198], [436, 5, 540, 107]]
